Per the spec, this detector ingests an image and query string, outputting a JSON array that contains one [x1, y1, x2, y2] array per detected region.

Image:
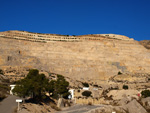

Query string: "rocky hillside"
[[0, 30, 150, 84], [0, 72, 10, 101], [139, 40, 150, 49]]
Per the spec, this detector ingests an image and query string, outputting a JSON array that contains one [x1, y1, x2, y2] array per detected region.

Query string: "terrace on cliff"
[[0, 30, 134, 43]]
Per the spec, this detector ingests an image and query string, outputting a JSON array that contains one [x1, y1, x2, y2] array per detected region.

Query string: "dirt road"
[[0, 95, 20, 113], [56, 104, 103, 113]]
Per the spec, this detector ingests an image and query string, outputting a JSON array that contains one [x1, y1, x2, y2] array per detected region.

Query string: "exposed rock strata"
[[0, 31, 150, 83], [139, 40, 150, 49]]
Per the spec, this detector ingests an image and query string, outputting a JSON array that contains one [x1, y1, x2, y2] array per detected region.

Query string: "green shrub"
[[82, 91, 92, 97], [110, 87, 119, 90], [141, 90, 150, 98], [0, 83, 9, 101], [93, 84, 98, 87], [0, 69, 4, 75], [0, 84, 10, 91], [123, 85, 128, 90], [118, 71, 122, 75], [82, 82, 89, 87], [0, 93, 7, 101]]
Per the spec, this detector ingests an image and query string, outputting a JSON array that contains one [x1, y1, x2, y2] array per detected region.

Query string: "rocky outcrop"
[[87, 99, 148, 113], [123, 99, 148, 113], [87, 105, 126, 113], [18, 103, 55, 113], [107, 89, 139, 100], [141, 97, 150, 110], [111, 73, 150, 83], [0, 31, 150, 83], [139, 40, 150, 49], [0, 74, 10, 101]]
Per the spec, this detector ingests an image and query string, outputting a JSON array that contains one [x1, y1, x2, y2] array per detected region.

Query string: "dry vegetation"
[[0, 74, 10, 101]]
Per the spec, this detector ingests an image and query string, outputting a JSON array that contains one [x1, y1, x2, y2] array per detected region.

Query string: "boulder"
[[141, 97, 150, 110], [123, 99, 147, 113], [57, 98, 64, 108], [118, 97, 132, 106], [87, 105, 126, 113], [107, 89, 138, 100]]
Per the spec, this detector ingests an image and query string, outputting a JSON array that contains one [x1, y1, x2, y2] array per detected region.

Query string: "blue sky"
[[0, 0, 150, 41]]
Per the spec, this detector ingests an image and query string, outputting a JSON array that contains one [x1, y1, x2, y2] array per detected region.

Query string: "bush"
[[123, 85, 128, 90], [141, 90, 150, 98], [118, 71, 122, 75], [0, 69, 4, 75], [0, 83, 9, 101], [50, 102, 61, 111], [93, 84, 98, 87], [0, 93, 7, 101], [110, 87, 119, 90], [82, 91, 92, 97], [88, 102, 92, 105], [82, 82, 89, 87]]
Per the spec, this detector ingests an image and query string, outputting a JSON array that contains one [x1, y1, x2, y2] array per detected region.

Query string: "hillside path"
[[56, 104, 103, 113], [0, 95, 20, 113]]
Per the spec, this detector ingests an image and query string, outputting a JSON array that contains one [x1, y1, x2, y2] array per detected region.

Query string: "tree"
[[13, 69, 70, 101], [82, 82, 89, 87], [123, 85, 128, 90], [13, 69, 49, 101], [0, 69, 4, 75], [48, 75, 70, 99], [141, 90, 150, 98], [118, 71, 122, 75], [47, 80, 56, 96]]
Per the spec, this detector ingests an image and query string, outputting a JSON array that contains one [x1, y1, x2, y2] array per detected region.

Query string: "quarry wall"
[[0, 31, 150, 83]]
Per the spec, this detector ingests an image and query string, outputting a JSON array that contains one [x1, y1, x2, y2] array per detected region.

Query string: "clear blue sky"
[[0, 0, 150, 41]]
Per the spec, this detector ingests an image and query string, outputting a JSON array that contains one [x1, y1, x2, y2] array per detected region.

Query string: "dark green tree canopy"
[[141, 90, 150, 98], [13, 69, 70, 101], [13, 69, 49, 101], [48, 74, 70, 99], [82, 91, 92, 97], [0, 69, 4, 75], [82, 82, 89, 87], [123, 85, 128, 90]]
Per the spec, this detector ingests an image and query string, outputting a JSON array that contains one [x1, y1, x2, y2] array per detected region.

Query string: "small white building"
[[10, 85, 16, 95], [68, 89, 74, 99], [93, 88, 98, 90], [83, 87, 89, 90]]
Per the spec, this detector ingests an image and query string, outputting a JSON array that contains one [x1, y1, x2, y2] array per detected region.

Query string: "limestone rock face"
[[124, 99, 148, 113], [141, 97, 150, 110], [111, 73, 150, 83], [0, 31, 150, 83], [139, 40, 150, 49], [18, 103, 54, 113]]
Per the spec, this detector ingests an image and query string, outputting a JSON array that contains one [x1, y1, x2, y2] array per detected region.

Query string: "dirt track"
[[0, 95, 20, 113], [56, 104, 103, 113]]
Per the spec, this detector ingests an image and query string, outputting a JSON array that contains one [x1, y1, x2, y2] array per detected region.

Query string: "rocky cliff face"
[[139, 40, 150, 49], [0, 31, 150, 83]]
